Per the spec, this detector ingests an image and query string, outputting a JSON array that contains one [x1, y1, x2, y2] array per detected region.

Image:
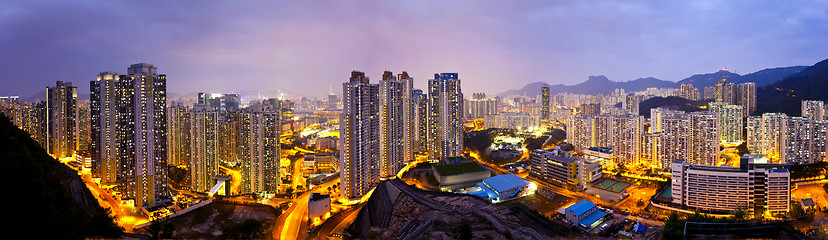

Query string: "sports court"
[[591, 178, 631, 194]]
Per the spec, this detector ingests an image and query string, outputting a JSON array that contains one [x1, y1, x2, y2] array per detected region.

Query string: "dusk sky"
[[2, 0, 828, 99]]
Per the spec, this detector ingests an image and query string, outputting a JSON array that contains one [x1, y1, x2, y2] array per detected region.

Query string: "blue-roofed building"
[[565, 200, 608, 229], [467, 174, 536, 203]]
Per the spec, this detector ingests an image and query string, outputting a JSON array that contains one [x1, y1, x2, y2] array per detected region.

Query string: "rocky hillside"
[[0, 114, 122, 239]]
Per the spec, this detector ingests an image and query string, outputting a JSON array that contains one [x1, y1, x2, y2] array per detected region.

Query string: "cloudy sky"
[[1, 0, 827, 98]]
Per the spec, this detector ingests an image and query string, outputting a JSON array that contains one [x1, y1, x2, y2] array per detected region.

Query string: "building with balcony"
[[671, 154, 790, 218]]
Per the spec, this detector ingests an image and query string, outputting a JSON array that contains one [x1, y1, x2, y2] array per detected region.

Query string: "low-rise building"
[[529, 149, 580, 190], [471, 174, 536, 203], [671, 154, 790, 217], [579, 157, 603, 187], [308, 192, 331, 221], [530, 148, 602, 191], [304, 152, 338, 170], [316, 136, 339, 151], [564, 200, 608, 229], [583, 147, 614, 167]]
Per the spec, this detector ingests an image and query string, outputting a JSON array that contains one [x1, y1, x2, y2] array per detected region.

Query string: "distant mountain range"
[[756, 58, 828, 116], [498, 66, 807, 97], [498, 75, 676, 97], [497, 57, 828, 118], [675, 66, 807, 90]]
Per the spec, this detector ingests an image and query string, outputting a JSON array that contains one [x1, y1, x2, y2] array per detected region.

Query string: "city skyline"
[[4, 1, 828, 239], [2, 1, 828, 98]]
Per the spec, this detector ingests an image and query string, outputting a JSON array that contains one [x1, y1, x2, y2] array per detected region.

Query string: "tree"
[[732, 205, 747, 221], [616, 163, 626, 177], [662, 212, 684, 240], [645, 167, 655, 177], [789, 201, 806, 218], [735, 142, 750, 156]]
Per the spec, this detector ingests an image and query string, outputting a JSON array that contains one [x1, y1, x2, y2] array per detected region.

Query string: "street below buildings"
[[274, 177, 339, 240]]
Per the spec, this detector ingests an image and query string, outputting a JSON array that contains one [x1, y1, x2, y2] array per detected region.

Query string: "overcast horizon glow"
[[1, 0, 827, 98]]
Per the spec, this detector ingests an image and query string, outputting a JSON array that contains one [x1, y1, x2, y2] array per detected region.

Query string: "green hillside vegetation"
[[757, 58, 828, 116], [638, 96, 713, 117], [0, 114, 122, 239]]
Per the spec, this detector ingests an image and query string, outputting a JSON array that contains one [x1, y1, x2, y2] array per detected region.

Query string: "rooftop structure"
[[564, 200, 608, 229], [471, 174, 535, 203]]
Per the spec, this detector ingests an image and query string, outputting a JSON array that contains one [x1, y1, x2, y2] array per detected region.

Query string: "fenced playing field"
[[591, 178, 631, 193]]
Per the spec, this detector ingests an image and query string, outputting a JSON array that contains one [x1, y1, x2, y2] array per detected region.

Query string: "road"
[[310, 202, 365, 239], [218, 165, 241, 194], [274, 178, 339, 240], [468, 152, 586, 202], [293, 154, 307, 192], [468, 149, 665, 224], [613, 213, 664, 227]]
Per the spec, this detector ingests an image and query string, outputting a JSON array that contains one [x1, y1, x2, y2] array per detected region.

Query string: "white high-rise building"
[[736, 82, 757, 117], [658, 114, 691, 169], [466, 95, 498, 120], [567, 114, 595, 150], [747, 113, 787, 163], [541, 84, 550, 120], [238, 103, 281, 194], [427, 73, 464, 161], [120, 63, 168, 207], [378, 71, 414, 178], [812, 121, 828, 163], [709, 102, 743, 144], [594, 114, 614, 148], [190, 105, 220, 193], [413, 89, 429, 153], [783, 117, 812, 164], [623, 94, 643, 115], [167, 102, 191, 167], [689, 111, 720, 166], [650, 107, 684, 133], [399, 72, 415, 166], [802, 100, 825, 122], [641, 133, 662, 167], [46, 81, 78, 159], [340, 71, 380, 201], [749, 112, 827, 164], [91, 72, 120, 184], [747, 116, 763, 155], [611, 114, 643, 165]]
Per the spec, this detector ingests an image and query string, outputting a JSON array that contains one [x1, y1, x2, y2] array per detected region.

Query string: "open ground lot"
[[139, 201, 280, 239], [500, 191, 577, 218], [793, 183, 828, 209]]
